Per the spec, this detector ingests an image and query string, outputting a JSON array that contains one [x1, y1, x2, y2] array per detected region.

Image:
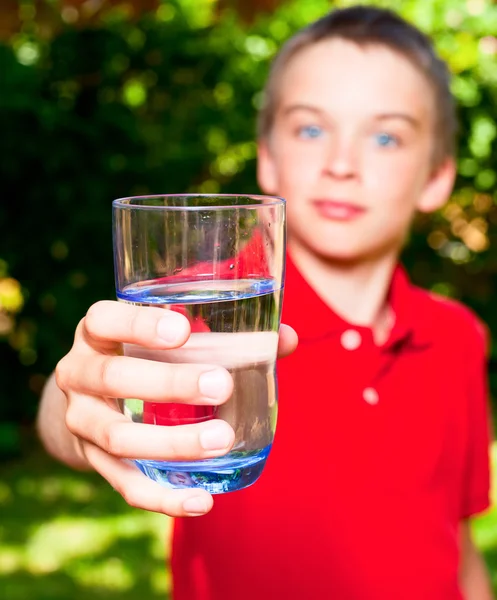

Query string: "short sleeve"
[[460, 318, 492, 519]]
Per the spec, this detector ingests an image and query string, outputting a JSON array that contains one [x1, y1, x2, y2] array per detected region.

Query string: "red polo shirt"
[[171, 254, 491, 600]]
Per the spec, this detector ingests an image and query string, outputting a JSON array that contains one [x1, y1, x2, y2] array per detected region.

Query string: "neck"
[[288, 239, 399, 344]]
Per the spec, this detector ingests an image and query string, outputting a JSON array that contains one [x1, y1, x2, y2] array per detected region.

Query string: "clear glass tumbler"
[[112, 194, 285, 494]]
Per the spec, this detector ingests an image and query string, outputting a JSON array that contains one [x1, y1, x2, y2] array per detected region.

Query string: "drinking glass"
[[112, 194, 285, 494]]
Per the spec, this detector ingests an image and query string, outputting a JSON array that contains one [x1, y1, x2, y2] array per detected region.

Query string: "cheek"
[[365, 154, 428, 206]]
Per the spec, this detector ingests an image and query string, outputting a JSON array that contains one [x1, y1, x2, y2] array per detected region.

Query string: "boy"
[[38, 6, 493, 599]]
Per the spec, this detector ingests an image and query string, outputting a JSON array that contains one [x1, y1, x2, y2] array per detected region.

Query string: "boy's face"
[[257, 39, 455, 263], [167, 471, 194, 487]]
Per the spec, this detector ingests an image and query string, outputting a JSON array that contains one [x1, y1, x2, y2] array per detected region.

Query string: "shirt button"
[[363, 387, 379, 405], [340, 329, 362, 350]]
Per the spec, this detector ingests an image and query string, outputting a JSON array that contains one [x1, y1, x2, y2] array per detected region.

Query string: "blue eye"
[[298, 125, 324, 139], [374, 132, 398, 147]]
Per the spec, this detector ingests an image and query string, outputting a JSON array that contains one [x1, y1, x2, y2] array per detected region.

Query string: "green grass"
[[2, 436, 497, 598], [0, 437, 171, 600]]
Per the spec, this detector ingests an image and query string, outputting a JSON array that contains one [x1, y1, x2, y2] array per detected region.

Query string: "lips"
[[312, 199, 366, 221]]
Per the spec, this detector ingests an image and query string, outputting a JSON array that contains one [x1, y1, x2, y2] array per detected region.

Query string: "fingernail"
[[183, 496, 210, 515], [200, 422, 232, 450], [198, 369, 230, 400], [156, 315, 185, 344]]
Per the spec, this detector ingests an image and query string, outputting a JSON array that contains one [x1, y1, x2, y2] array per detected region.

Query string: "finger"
[[82, 301, 191, 352], [82, 442, 214, 517], [63, 354, 233, 403], [66, 393, 235, 460], [277, 324, 298, 358]]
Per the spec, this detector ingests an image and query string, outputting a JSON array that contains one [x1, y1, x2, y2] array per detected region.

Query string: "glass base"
[[134, 445, 271, 494]]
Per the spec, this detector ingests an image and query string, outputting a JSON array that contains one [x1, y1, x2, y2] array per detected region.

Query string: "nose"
[[324, 136, 358, 180]]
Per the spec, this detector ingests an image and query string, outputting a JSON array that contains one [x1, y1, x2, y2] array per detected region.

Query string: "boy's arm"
[[459, 520, 494, 599], [37, 372, 91, 470]]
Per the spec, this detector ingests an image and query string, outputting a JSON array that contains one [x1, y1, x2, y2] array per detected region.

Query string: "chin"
[[289, 224, 403, 264], [320, 249, 370, 265], [306, 240, 369, 264], [305, 237, 399, 266]]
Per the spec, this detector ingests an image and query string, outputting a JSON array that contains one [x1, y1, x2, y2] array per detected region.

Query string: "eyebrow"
[[282, 104, 324, 117], [281, 105, 421, 129], [375, 113, 421, 129]]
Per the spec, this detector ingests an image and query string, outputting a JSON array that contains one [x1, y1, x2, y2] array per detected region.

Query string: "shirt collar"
[[384, 265, 433, 350], [283, 253, 432, 349]]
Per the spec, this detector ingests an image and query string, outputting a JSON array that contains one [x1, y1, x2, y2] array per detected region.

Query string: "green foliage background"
[[1, 0, 497, 450], [2, 1, 497, 597]]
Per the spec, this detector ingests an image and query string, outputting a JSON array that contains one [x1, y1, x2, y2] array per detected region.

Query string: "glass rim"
[[112, 193, 285, 211]]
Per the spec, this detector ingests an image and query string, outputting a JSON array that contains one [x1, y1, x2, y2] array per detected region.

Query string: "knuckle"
[[127, 306, 143, 338], [74, 317, 86, 339], [64, 404, 80, 436], [55, 357, 70, 391], [168, 427, 198, 460], [73, 318, 89, 347], [167, 364, 191, 399], [99, 356, 120, 394], [100, 421, 125, 456], [165, 433, 182, 460], [119, 485, 141, 509], [84, 301, 109, 337]]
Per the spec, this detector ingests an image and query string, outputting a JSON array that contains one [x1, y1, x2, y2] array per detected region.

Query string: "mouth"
[[312, 199, 367, 221]]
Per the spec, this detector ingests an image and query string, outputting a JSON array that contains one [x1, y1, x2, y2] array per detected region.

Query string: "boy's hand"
[[54, 300, 297, 517]]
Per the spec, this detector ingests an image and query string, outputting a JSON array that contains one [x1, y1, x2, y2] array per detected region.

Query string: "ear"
[[257, 140, 279, 194], [416, 157, 456, 214]]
